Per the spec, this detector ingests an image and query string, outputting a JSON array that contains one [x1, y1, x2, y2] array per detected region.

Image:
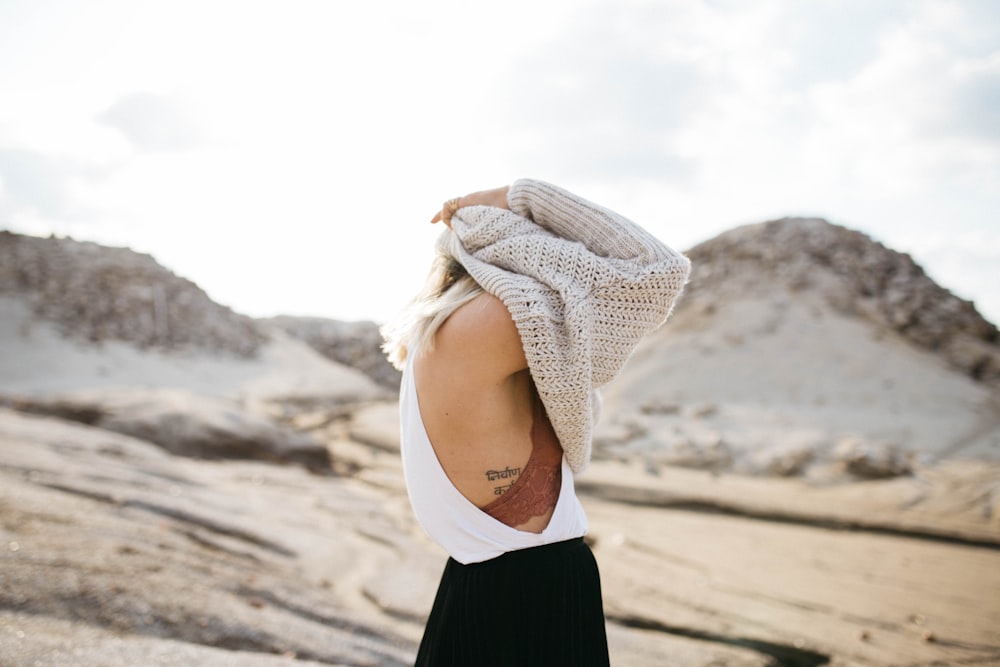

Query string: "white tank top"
[[399, 360, 589, 565]]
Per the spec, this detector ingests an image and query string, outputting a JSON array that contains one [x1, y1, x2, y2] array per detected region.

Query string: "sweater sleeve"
[[446, 178, 690, 385], [506, 178, 681, 267], [450, 178, 689, 301]]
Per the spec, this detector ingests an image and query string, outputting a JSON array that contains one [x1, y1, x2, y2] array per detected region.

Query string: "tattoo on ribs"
[[485, 465, 521, 496]]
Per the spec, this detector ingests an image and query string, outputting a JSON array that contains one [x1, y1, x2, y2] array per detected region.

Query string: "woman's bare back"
[[413, 292, 557, 532]]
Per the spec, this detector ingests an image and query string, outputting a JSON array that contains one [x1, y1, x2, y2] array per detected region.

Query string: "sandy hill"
[[0, 231, 386, 434], [0, 230, 398, 401], [264, 315, 401, 391], [599, 218, 1000, 477], [0, 230, 266, 356]]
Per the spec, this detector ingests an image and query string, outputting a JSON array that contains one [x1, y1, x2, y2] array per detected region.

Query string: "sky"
[[1, 0, 998, 325]]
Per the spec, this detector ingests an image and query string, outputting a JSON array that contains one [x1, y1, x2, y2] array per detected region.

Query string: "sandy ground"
[[3, 402, 998, 666]]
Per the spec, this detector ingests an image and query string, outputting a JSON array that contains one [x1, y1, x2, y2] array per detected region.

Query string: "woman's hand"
[[431, 185, 510, 228]]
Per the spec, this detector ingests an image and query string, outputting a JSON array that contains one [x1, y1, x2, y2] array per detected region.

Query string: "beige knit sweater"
[[439, 179, 691, 473]]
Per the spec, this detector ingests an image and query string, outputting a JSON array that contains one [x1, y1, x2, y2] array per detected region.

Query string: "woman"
[[382, 179, 690, 666]]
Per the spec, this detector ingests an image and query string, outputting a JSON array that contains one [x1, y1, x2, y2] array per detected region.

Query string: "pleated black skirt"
[[414, 537, 610, 667]]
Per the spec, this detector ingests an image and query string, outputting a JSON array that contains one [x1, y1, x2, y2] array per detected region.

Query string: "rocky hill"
[[264, 316, 401, 391], [599, 218, 1000, 478], [0, 231, 397, 402], [682, 217, 999, 383], [0, 231, 267, 357], [0, 231, 388, 466]]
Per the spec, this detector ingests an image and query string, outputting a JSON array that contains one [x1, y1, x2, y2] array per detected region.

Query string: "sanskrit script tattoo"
[[485, 466, 521, 496]]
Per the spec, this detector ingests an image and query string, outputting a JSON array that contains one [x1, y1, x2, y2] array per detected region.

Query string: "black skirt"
[[414, 537, 610, 667]]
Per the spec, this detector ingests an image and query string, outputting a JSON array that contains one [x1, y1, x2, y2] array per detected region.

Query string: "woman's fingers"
[[430, 186, 509, 227], [431, 197, 462, 227]]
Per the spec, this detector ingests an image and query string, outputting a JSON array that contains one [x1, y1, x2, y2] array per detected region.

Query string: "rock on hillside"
[[598, 218, 1000, 477], [0, 231, 266, 357], [265, 316, 401, 390], [682, 218, 999, 383], [7, 388, 333, 470]]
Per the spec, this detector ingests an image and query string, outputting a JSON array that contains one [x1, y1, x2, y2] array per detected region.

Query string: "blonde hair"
[[381, 253, 484, 370]]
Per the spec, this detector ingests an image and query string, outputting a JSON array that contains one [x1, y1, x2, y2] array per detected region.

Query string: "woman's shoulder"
[[448, 291, 514, 332], [429, 292, 528, 383]]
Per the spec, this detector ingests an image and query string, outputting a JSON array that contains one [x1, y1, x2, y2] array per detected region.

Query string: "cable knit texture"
[[438, 179, 691, 472]]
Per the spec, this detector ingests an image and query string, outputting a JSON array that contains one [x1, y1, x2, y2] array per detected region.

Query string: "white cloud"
[[500, 2, 999, 304], [0, 0, 997, 324], [98, 93, 202, 152], [803, 2, 1000, 187]]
